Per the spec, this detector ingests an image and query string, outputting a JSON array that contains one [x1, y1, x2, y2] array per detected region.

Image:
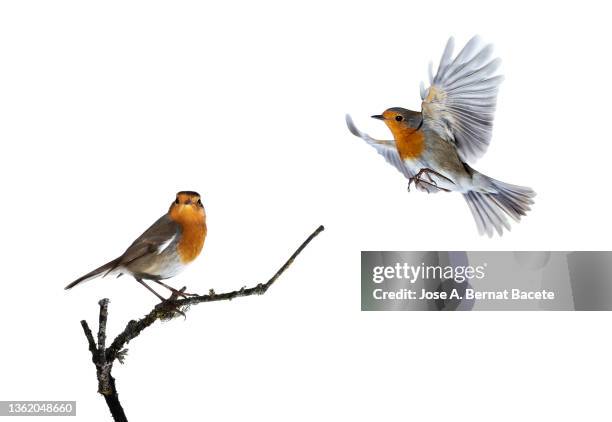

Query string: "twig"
[[80, 320, 96, 357], [81, 303, 128, 422], [79, 225, 324, 421]]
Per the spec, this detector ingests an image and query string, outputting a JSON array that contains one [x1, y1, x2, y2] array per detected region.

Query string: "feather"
[[422, 36, 504, 163]]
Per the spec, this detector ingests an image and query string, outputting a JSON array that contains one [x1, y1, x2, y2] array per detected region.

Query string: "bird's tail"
[[463, 174, 536, 237], [64, 257, 121, 290]]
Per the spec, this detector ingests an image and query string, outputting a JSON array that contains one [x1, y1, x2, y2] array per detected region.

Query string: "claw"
[[156, 298, 187, 320], [408, 168, 454, 193], [152, 279, 198, 298]]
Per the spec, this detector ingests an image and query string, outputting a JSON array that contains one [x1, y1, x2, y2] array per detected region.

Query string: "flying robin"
[[346, 36, 535, 237], [65, 191, 207, 300]]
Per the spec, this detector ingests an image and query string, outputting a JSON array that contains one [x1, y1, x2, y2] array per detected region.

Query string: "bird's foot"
[[157, 296, 187, 320], [168, 286, 187, 300], [168, 286, 199, 299], [408, 168, 454, 193], [172, 289, 198, 298], [152, 279, 199, 298], [165, 287, 191, 299]]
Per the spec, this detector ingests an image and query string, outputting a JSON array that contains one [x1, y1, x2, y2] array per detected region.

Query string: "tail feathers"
[[64, 257, 121, 290], [464, 178, 535, 237]]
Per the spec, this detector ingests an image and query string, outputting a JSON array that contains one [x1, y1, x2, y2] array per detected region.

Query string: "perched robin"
[[346, 36, 535, 237], [65, 191, 207, 300]]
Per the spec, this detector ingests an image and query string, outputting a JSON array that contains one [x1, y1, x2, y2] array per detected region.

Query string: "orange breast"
[[177, 223, 206, 264], [391, 127, 425, 160], [170, 207, 207, 264]]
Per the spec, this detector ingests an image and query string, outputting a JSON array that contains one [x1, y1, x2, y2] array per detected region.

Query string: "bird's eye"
[[395, 115, 404, 122], [197, 199, 202, 206], [175, 198, 180, 204]]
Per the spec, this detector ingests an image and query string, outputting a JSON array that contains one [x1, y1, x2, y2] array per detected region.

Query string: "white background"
[[1, 1, 611, 421]]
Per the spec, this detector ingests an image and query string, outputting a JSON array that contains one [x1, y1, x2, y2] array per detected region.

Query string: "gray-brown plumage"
[[65, 191, 207, 299]]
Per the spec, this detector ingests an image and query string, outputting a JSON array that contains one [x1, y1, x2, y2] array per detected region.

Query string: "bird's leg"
[[151, 279, 198, 297], [154, 279, 188, 296], [408, 170, 435, 192], [419, 179, 451, 192], [134, 277, 166, 301], [137, 279, 188, 318], [408, 173, 435, 192], [417, 168, 455, 185], [135, 278, 187, 318], [408, 168, 454, 193], [164, 287, 188, 319], [407, 174, 426, 191]]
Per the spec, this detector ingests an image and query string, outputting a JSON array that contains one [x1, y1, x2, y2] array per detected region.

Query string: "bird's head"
[[371, 107, 423, 134], [170, 191, 205, 222]]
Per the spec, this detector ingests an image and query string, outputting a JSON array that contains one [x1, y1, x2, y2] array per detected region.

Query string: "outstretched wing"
[[421, 36, 504, 163], [345, 114, 413, 179]]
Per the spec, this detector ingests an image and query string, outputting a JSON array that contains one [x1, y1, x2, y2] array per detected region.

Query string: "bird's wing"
[[345, 114, 414, 179], [420, 36, 504, 163], [115, 214, 180, 268]]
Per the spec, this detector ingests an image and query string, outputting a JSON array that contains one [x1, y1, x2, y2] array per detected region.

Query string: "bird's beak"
[[371, 114, 385, 120]]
